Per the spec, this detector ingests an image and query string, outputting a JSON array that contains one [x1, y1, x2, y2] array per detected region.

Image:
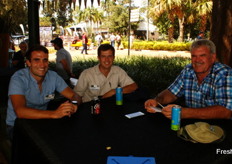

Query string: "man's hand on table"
[[53, 101, 78, 118], [144, 99, 176, 119]]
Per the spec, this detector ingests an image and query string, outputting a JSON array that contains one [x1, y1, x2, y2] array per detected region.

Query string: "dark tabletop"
[[12, 98, 232, 164]]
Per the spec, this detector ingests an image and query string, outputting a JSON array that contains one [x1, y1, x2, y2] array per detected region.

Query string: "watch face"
[[72, 101, 78, 104]]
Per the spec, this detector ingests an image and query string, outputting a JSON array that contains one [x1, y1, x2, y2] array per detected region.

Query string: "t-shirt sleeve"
[[8, 73, 26, 96], [73, 71, 88, 97], [118, 68, 135, 87], [57, 51, 66, 62]]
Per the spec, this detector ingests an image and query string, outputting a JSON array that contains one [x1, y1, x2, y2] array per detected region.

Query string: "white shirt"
[[74, 64, 135, 102]]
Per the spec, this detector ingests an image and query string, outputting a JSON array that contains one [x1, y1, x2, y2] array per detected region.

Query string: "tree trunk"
[[177, 17, 184, 42], [199, 15, 207, 32], [168, 27, 174, 43], [0, 33, 10, 68], [168, 13, 175, 43], [210, 0, 232, 67]]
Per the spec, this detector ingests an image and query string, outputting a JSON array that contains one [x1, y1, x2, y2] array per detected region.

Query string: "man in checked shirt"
[[145, 39, 232, 119]]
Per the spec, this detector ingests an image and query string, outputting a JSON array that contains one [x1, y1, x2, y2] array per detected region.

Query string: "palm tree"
[[91, 8, 104, 32], [77, 7, 99, 32], [195, 0, 212, 33], [173, 1, 193, 42], [149, 0, 176, 42], [150, 0, 194, 42]]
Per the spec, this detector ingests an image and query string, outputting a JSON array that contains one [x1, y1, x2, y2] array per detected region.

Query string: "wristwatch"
[[71, 101, 79, 106]]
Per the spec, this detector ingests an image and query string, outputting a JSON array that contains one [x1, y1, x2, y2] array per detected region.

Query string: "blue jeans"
[[111, 41, 115, 47]]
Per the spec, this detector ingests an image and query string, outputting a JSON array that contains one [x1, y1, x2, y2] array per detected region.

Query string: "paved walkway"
[[49, 46, 190, 61]]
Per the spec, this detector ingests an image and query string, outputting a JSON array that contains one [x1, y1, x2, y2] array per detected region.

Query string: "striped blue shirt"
[[168, 62, 232, 110]]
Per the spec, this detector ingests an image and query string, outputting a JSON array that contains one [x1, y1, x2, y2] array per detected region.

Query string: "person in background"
[[81, 32, 88, 55], [197, 31, 205, 39], [110, 33, 116, 48], [145, 39, 232, 119], [9, 36, 15, 51], [74, 44, 138, 103], [115, 34, 121, 50], [95, 32, 103, 47], [12, 41, 28, 69], [6, 45, 81, 140], [51, 37, 74, 86]]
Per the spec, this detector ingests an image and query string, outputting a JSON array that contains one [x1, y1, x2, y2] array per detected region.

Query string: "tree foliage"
[[40, 17, 53, 27], [41, 0, 74, 28], [0, 0, 27, 34], [75, 7, 103, 36], [149, 0, 212, 42], [101, 0, 138, 35]]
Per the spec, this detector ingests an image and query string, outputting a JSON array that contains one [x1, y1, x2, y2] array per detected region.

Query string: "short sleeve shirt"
[[74, 65, 135, 102], [6, 68, 68, 126], [82, 35, 88, 44], [168, 62, 232, 110], [56, 48, 72, 80], [95, 35, 102, 42], [110, 35, 116, 41]]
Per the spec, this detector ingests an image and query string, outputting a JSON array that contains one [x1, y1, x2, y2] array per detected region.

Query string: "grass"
[[49, 56, 190, 97]]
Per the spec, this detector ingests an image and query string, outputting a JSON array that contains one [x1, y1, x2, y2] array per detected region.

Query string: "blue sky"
[[77, 0, 147, 9]]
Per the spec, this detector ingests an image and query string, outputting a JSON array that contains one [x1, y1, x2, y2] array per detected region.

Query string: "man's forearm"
[[16, 107, 56, 119], [122, 83, 138, 94], [70, 93, 82, 105], [181, 105, 231, 119], [61, 60, 72, 75], [63, 64, 71, 75], [61, 87, 82, 105], [155, 89, 177, 105]]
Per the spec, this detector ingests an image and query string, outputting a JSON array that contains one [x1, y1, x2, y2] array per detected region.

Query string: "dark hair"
[[97, 44, 115, 57], [26, 45, 49, 60], [50, 37, 63, 48], [19, 41, 27, 47]]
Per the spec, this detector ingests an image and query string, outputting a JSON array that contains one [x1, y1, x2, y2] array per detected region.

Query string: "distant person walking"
[[110, 33, 116, 48], [116, 34, 121, 50], [81, 32, 88, 54], [95, 33, 103, 47]]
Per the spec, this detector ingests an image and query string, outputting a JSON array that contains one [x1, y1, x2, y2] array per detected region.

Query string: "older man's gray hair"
[[190, 39, 216, 54]]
